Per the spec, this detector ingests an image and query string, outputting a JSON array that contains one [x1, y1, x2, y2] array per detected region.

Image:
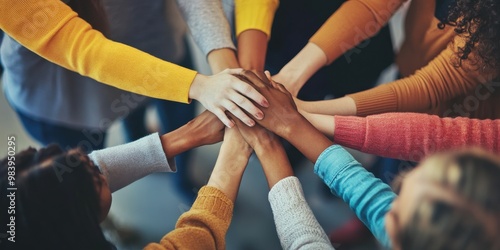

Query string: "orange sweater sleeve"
[[347, 42, 495, 116], [0, 0, 197, 103], [144, 186, 233, 250], [309, 0, 406, 64]]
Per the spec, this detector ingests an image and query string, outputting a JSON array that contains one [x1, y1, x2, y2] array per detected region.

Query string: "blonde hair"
[[397, 149, 500, 250]]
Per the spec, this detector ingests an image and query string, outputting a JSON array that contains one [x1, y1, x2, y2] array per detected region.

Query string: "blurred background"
[[0, 2, 408, 249]]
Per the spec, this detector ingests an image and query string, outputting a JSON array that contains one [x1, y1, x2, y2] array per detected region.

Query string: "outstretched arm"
[[89, 111, 224, 192], [301, 111, 500, 162], [235, 0, 278, 71], [274, 0, 404, 95], [231, 115, 334, 249], [145, 125, 252, 250], [1, 0, 268, 128]]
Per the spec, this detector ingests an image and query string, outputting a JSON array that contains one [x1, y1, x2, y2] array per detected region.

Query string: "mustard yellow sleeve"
[[347, 43, 493, 116], [0, 0, 197, 103], [309, 0, 406, 64], [235, 0, 279, 38], [144, 186, 234, 250]]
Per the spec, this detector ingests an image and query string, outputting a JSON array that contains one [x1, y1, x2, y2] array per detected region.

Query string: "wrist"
[[188, 74, 206, 101], [237, 29, 268, 72], [275, 112, 307, 139], [278, 43, 327, 93], [207, 48, 239, 73]]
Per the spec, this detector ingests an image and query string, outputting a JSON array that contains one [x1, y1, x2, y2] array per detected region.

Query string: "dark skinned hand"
[[234, 70, 300, 137], [185, 110, 225, 146]]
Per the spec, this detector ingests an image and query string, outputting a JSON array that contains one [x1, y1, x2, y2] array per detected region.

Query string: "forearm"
[[300, 110, 336, 138], [207, 141, 251, 202], [160, 128, 192, 165], [237, 29, 268, 71], [347, 45, 493, 117], [314, 145, 395, 248], [235, 0, 279, 38], [89, 133, 172, 192], [333, 113, 500, 162], [269, 177, 334, 250], [309, 0, 402, 64], [2, 0, 196, 103], [275, 43, 327, 96], [177, 0, 236, 56], [254, 139, 294, 189], [207, 48, 240, 73], [299, 96, 357, 116], [280, 114, 333, 164], [147, 186, 233, 250]]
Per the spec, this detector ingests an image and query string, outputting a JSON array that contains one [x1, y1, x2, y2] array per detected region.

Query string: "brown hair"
[[397, 150, 500, 250], [66, 0, 109, 34]]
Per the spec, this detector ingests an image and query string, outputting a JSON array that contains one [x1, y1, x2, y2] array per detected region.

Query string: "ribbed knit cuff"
[[89, 133, 174, 193], [193, 186, 234, 223], [333, 116, 366, 151], [347, 85, 397, 116], [268, 176, 305, 211], [235, 0, 279, 38]]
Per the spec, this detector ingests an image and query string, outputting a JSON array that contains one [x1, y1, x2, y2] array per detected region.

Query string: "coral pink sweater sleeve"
[[333, 113, 500, 162]]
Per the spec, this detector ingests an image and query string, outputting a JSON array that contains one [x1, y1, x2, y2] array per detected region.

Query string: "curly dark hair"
[[441, 0, 500, 72]]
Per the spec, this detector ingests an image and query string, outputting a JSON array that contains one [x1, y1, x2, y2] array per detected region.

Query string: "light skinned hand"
[[272, 71, 301, 97], [189, 68, 269, 128]]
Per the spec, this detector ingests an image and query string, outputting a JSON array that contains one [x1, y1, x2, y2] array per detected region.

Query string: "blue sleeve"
[[314, 145, 396, 248]]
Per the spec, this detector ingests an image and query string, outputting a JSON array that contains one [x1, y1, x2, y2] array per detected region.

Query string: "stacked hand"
[[189, 69, 269, 128], [234, 70, 301, 137]]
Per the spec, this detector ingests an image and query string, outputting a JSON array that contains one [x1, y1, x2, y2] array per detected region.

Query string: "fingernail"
[[247, 120, 255, 126], [262, 100, 269, 107], [255, 112, 264, 120], [227, 121, 234, 128]]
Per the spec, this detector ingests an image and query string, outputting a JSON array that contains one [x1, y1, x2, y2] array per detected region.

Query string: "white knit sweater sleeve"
[[89, 133, 175, 193], [268, 176, 335, 250], [176, 0, 236, 56]]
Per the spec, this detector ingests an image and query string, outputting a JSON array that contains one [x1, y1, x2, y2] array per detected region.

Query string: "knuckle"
[[227, 103, 239, 112]]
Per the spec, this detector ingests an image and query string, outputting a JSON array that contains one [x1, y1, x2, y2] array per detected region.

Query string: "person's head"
[[385, 149, 500, 250], [0, 145, 113, 249], [442, 0, 500, 73]]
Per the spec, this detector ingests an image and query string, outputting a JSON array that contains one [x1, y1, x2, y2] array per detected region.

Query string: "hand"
[[228, 111, 294, 189], [237, 70, 301, 137], [189, 68, 269, 128], [226, 112, 276, 151], [185, 110, 225, 146]]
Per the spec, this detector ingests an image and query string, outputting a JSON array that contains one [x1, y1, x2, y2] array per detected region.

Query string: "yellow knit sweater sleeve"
[[144, 186, 234, 250], [235, 0, 279, 38], [309, 0, 406, 64], [347, 42, 494, 117], [0, 0, 197, 103]]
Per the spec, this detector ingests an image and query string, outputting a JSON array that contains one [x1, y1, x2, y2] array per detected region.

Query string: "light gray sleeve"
[[268, 176, 335, 250], [89, 133, 175, 193], [176, 0, 236, 56]]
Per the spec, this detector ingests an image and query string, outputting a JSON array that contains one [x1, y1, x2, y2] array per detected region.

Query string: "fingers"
[[221, 99, 256, 127], [212, 108, 234, 128], [225, 111, 245, 128], [276, 83, 289, 94], [222, 68, 244, 75], [238, 70, 268, 89], [232, 78, 269, 108], [264, 70, 272, 80]]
